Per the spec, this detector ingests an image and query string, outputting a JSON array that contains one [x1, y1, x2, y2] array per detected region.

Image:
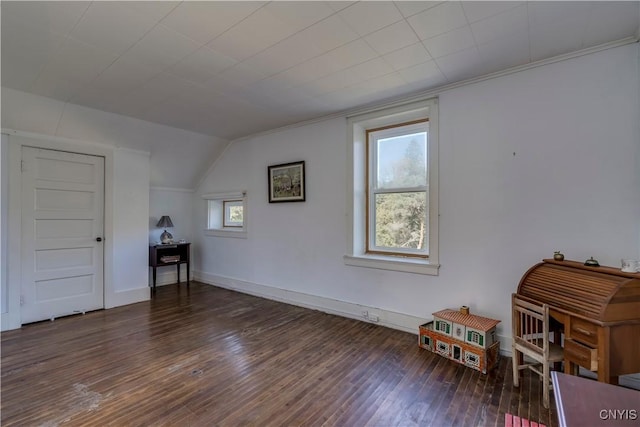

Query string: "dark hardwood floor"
[[1, 282, 557, 426]]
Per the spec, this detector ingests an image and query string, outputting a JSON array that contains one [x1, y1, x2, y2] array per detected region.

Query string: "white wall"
[[194, 44, 639, 347], [1, 132, 152, 329], [0, 88, 228, 189], [148, 187, 194, 286], [1, 134, 8, 314], [112, 149, 151, 294], [0, 87, 224, 329]]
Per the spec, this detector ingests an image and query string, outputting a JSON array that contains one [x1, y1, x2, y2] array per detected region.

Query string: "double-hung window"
[[345, 98, 439, 275], [367, 120, 428, 258]]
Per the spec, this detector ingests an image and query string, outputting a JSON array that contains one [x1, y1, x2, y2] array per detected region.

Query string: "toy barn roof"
[[433, 309, 500, 331]]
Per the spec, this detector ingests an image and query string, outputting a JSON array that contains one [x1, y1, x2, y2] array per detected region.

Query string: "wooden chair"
[[511, 293, 564, 409]]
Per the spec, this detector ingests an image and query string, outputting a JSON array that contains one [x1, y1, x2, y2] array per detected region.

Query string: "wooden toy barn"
[[419, 309, 501, 374]]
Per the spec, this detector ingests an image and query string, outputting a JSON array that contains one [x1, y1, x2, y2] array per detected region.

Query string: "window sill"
[[204, 229, 247, 239], [343, 254, 439, 276]]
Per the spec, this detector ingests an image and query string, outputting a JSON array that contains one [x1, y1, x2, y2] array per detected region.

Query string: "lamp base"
[[160, 230, 173, 244]]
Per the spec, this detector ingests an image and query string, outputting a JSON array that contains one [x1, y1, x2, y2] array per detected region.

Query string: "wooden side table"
[[149, 243, 190, 293]]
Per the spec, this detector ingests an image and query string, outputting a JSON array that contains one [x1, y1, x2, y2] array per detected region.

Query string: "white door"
[[21, 146, 104, 324]]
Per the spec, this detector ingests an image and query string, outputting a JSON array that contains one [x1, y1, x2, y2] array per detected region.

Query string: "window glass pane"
[[223, 200, 243, 227], [374, 192, 427, 250], [229, 205, 243, 223], [377, 132, 427, 189]]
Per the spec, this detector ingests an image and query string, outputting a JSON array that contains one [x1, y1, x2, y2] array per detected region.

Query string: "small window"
[[223, 200, 243, 227], [436, 320, 450, 334], [204, 191, 247, 238], [436, 341, 450, 356], [465, 352, 480, 368], [467, 330, 483, 346]]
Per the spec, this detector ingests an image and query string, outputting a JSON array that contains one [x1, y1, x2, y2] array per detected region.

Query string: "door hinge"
[[20, 295, 25, 305], [21, 160, 25, 172]]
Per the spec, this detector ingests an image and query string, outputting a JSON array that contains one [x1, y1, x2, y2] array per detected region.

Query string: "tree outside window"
[[368, 120, 428, 258]]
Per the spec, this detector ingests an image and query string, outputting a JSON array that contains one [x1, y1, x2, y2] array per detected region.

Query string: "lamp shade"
[[156, 216, 174, 228]]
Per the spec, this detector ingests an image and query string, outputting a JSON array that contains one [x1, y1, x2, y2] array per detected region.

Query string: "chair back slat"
[[512, 294, 551, 358], [511, 293, 563, 410]]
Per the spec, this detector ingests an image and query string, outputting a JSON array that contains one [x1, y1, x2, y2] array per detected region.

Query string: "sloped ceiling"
[[2, 1, 639, 187]]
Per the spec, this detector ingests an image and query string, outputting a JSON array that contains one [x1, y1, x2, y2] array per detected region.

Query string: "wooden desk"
[[149, 243, 190, 293], [518, 259, 640, 384], [552, 372, 640, 427]]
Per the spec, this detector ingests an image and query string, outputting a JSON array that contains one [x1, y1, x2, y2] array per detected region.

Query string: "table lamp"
[[157, 215, 174, 244]]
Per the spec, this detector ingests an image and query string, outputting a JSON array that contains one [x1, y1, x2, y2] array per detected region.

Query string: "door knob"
[[96, 237, 103, 242]]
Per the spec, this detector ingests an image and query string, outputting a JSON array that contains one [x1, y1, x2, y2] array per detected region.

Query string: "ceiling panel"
[[338, 2, 405, 36], [1, 1, 90, 36], [527, 1, 593, 26], [206, 6, 301, 62], [118, 1, 181, 22], [136, 72, 202, 105], [86, 57, 161, 94], [461, 1, 524, 23], [1, 18, 65, 74], [322, 39, 379, 71], [241, 30, 326, 76], [397, 60, 445, 84], [1, 0, 638, 145], [159, 1, 265, 44], [476, 33, 531, 73], [407, 2, 468, 41], [214, 62, 269, 90], [422, 26, 476, 59], [69, 2, 159, 56], [434, 47, 484, 81], [166, 47, 238, 84], [383, 42, 433, 71], [38, 37, 118, 83], [363, 21, 420, 56], [394, 1, 443, 19], [470, 4, 528, 45], [325, 1, 357, 13], [268, 54, 344, 89], [307, 68, 362, 95], [1, 55, 43, 92], [265, 1, 335, 32], [120, 25, 201, 71], [348, 58, 395, 82], [300, 14, 360, 52]]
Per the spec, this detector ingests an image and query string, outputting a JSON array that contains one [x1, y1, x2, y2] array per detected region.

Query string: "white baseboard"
[[192, 271, 640, 393], [1, 311, 20, 331], [1, 287, 150, 330], [194, 270, 515, 352], [195, 270, 425, 334], [105, 287, 150, 309]]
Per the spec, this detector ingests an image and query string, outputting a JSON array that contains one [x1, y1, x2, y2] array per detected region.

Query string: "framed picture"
[[268, 161, 305, 203]]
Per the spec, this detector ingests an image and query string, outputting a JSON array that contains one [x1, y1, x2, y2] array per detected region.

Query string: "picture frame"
[[268, 161, 305, 203]]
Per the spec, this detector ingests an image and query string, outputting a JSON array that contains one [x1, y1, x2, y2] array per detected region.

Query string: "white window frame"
[[344, 98, 439, 275], [367, 120, 429, 258], [203, 191, 247, 239], [223, 200, 243, 228]]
